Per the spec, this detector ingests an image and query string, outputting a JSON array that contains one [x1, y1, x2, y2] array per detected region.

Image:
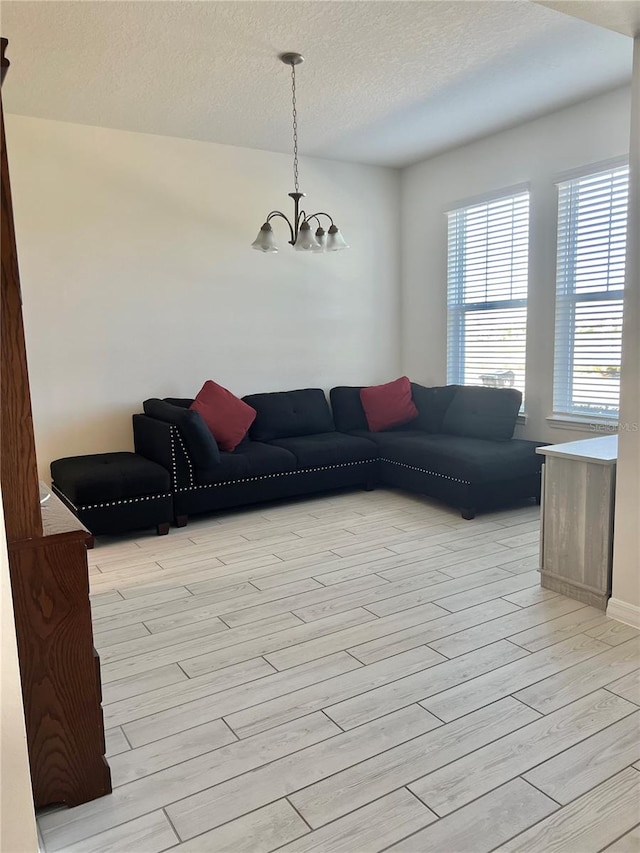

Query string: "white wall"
[[610, 37, 640, 628], [0, 489, 38, 853], [401, 86, 631, 444], [6, 116, 401, 478]]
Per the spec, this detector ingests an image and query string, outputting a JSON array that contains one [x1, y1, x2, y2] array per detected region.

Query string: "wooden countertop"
[[536, 435, 618, 465]]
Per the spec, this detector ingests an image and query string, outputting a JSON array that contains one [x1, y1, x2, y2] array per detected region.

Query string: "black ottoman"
[[50, 452, 173, 537]]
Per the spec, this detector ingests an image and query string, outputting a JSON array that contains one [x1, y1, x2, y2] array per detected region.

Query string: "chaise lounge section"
[[331, 384, 543, 519]]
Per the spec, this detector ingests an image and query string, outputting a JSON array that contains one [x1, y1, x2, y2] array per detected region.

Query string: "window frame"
[[552, 158, 629, 422], [446, 186, 531, 407]]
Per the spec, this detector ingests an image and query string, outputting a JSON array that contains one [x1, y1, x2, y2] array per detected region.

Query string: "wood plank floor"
[[36, 490, 640, 853]]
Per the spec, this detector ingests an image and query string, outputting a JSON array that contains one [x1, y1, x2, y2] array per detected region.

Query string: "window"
[[447, 190, 529, 402], [553, 163, 629, 420]]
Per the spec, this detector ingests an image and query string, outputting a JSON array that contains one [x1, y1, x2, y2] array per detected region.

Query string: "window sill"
[[546, 414, 618, 433], [516, 413, 527, 425]]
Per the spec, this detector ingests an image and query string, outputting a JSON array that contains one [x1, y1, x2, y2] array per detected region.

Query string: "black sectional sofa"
[[134, 389, 378, 526], [133, 383, 543, 525]]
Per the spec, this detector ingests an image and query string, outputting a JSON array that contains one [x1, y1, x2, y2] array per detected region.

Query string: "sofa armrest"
[[143, 398, 220, 466], [133, 414, 191, 490]]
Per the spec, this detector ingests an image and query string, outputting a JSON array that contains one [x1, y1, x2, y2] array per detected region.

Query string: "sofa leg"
[[156, 522, 170, 536], [175, 515, 188, 528], [363, 475, 377, 492], [460, 507, 476, 520]]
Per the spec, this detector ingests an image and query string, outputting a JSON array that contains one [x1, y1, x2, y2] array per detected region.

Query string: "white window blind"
[[553, 164, 629, 419], [447, 191, 529, 402]]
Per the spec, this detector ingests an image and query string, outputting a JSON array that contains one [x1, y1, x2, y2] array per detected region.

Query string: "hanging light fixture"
[[251, 53, 349, 254]]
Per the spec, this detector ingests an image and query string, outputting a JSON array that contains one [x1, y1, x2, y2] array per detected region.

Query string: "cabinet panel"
[[9, 528, 112, 807], [540, 455, 616, 610]]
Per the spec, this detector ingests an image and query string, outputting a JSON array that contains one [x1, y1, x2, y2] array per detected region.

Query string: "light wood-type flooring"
[[36, 489, 640, 853]]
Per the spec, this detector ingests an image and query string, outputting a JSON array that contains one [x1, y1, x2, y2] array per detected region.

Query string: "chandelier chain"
[[290, 62, 299, 193], [251, 53, 347, 252]]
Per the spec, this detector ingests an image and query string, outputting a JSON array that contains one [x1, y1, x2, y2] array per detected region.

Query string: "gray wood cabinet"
[[537, 436, 617, 610]]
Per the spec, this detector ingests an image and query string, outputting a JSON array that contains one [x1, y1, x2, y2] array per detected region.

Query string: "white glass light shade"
[[312, 227, 326, 252], [294, 221, 320, 251], [326, 225, 349, 251], [251, 223, 278, 252]]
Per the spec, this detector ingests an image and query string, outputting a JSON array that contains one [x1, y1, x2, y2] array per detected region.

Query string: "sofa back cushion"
[[330, 387, 368, 433], [331, 383, 458, 435], [244, 389, 334, 442], [143, 398, 221, 467], [411, 383, 459, 433], [441, 386, 522, 441], [163, 397, 195, 408]]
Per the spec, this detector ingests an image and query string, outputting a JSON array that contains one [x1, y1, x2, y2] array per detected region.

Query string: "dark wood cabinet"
[[1, 38, 111, 808], [8, 493, 112, 807]]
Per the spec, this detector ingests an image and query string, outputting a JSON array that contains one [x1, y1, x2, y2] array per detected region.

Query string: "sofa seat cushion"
[[245, 389, 334, 442], [197, 442, 297, 485], [267, 432, 377, 469], [377, 434, 542, 484]]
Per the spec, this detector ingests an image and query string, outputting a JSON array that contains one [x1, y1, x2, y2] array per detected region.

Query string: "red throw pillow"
[[190, 380, 256, 452], [360, 376, 418, 432]]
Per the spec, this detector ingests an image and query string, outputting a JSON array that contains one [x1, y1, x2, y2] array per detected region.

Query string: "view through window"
[[553, 163, 629, 420], [447, 190, 530, 403]]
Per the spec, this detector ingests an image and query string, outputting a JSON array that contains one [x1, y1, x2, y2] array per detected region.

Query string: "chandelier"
[[251, 53, 349, 253]]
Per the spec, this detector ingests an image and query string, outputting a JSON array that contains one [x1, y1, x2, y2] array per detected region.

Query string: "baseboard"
[[606, 597, 640, 629], [540, 571, 608, 611]]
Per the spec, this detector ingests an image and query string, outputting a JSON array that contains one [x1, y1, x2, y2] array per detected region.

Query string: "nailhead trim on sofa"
[[169, 426, 178, 486], [52, 485, 173, 512], [170, 426, 194, 488], [175, 459, 369, 493], [168, 427, 371, 494], [380, 457, 471, 485]]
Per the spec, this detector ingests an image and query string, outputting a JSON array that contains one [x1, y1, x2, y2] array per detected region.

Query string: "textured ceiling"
[[0, 1, 634, 167]]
